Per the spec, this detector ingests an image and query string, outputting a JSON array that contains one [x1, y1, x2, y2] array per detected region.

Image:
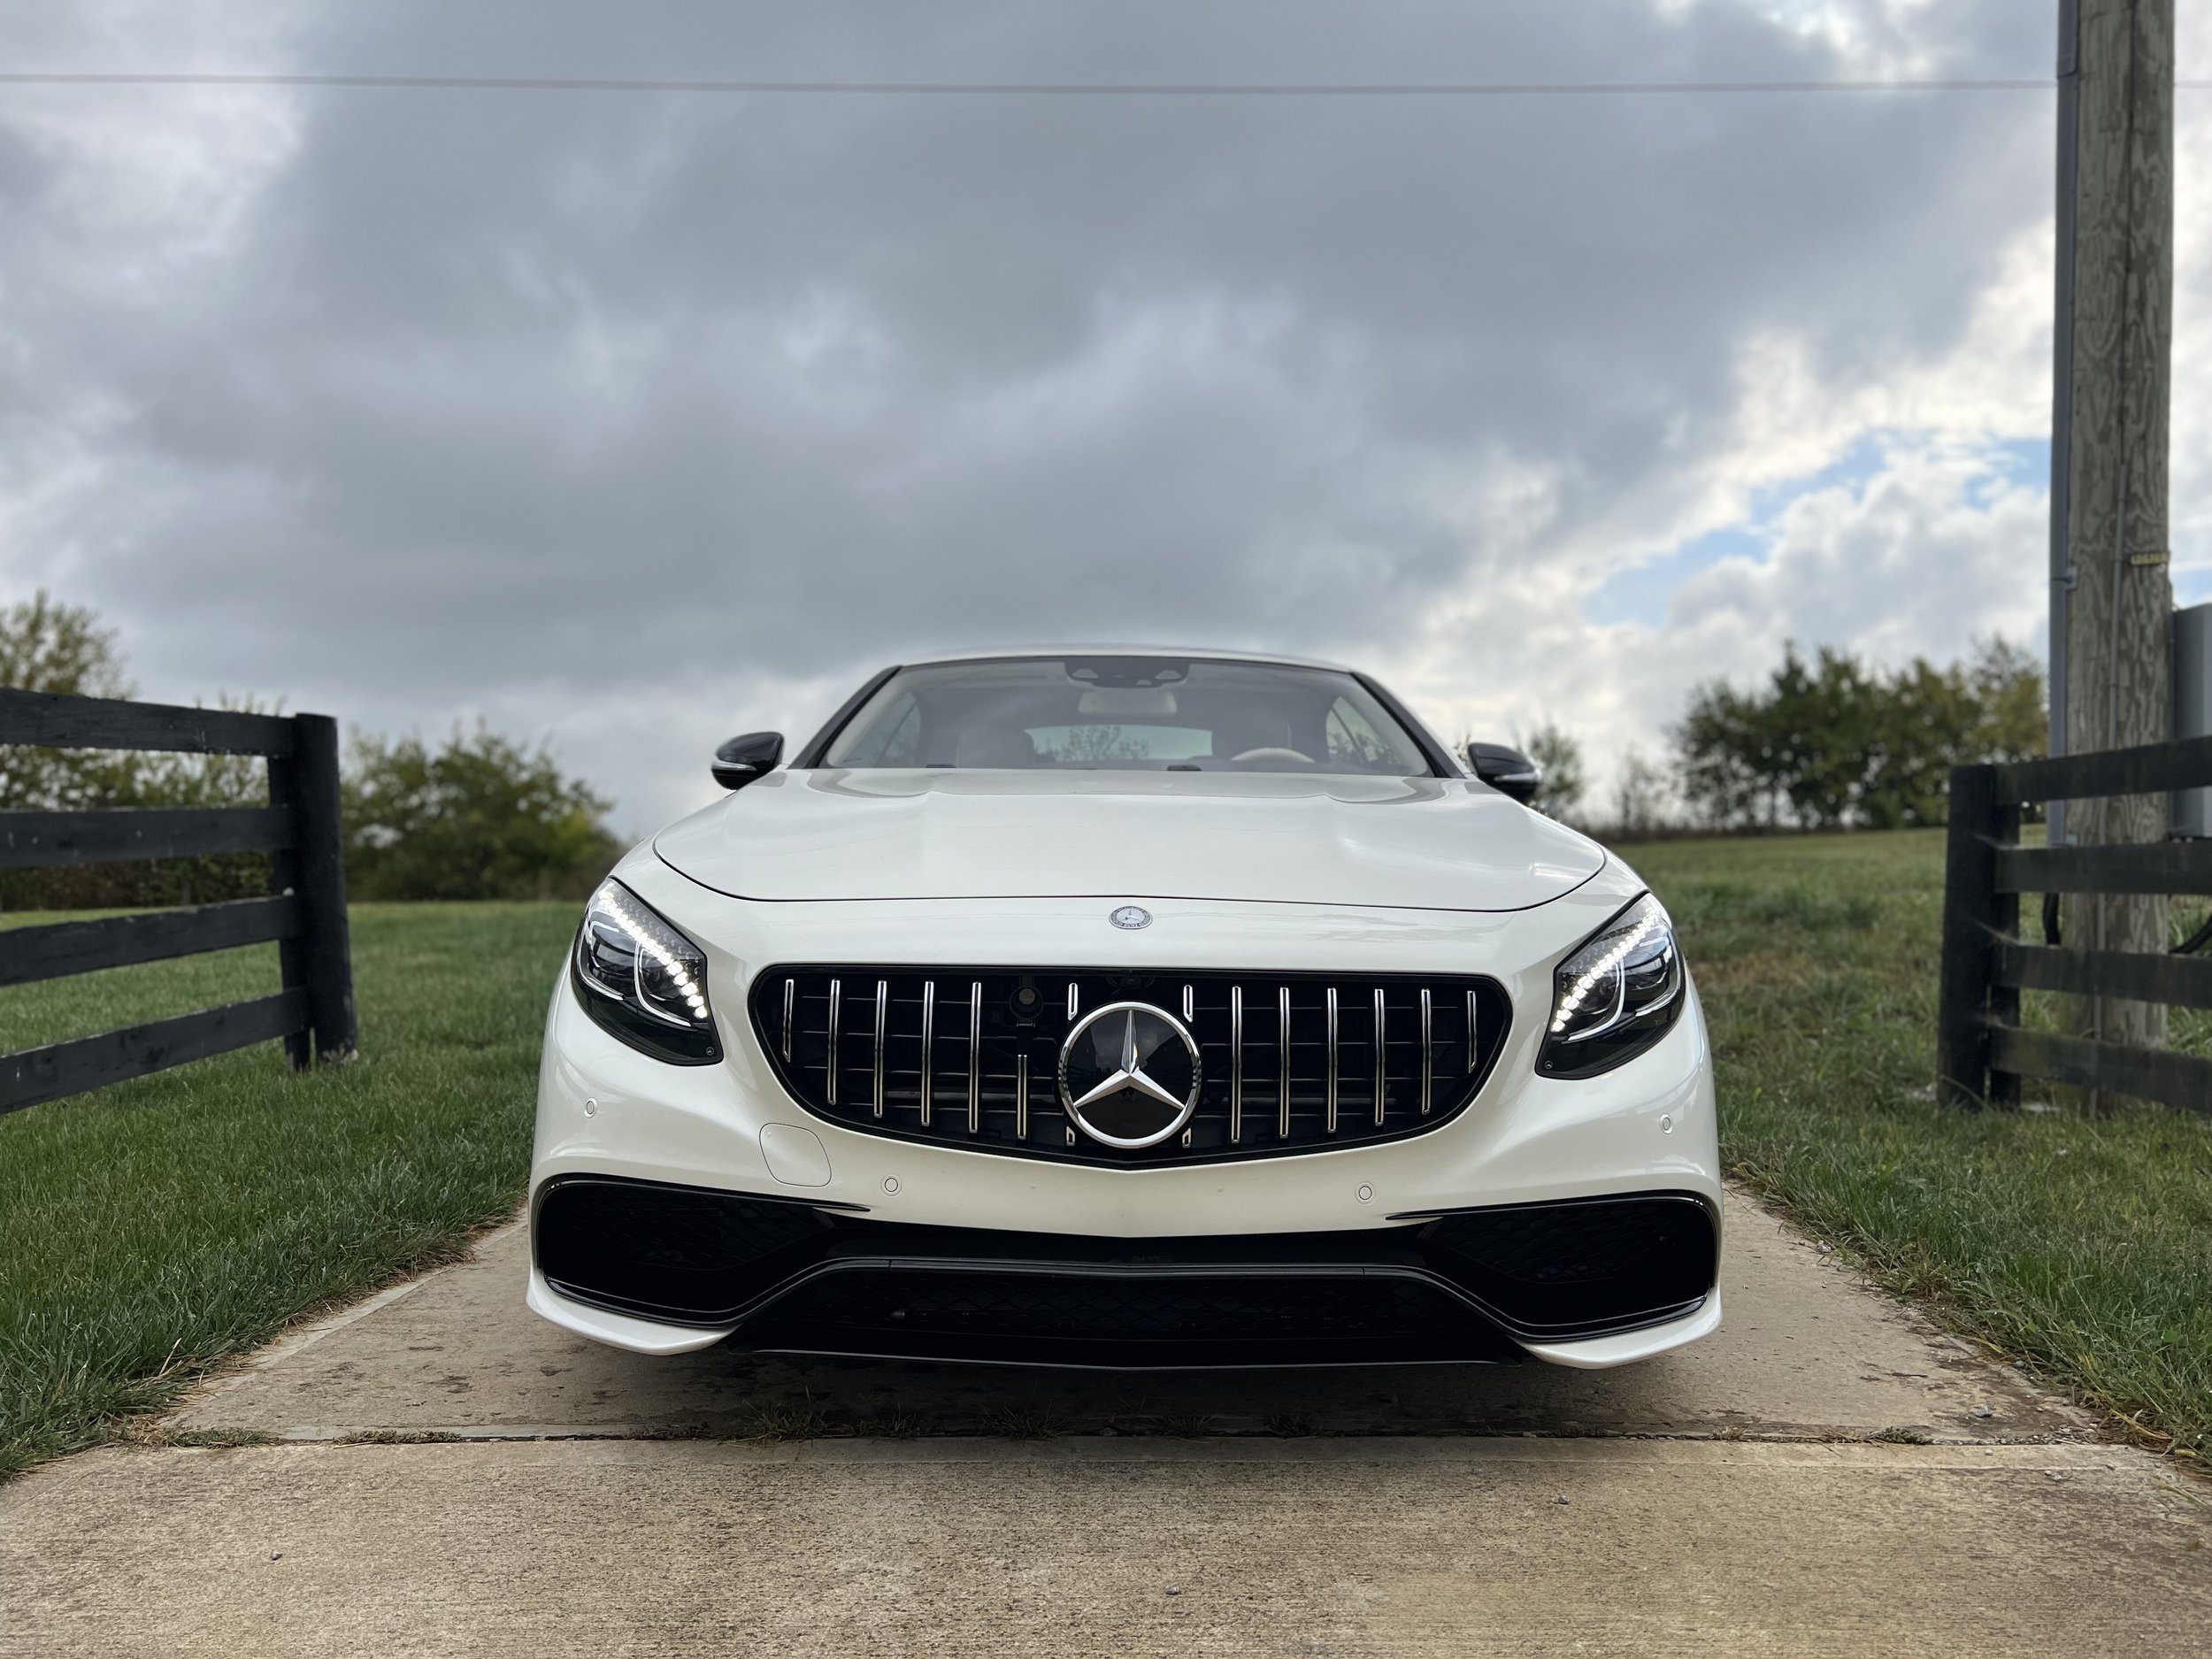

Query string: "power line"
[[0, 71, 2091, 97]]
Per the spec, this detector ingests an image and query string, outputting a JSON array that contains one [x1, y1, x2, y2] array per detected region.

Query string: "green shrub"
[[1676, 638, 2047, 830], [343, 726, 620, 902]]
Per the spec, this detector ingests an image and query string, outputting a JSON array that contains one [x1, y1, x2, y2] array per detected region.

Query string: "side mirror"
[[712, 731, 784, 791], [1464, 741, 1542, 805]]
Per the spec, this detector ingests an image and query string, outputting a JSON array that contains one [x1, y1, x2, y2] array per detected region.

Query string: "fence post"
[[265, 733, 311, 1070], [269, 713, 357, 1068], [1938, 764, 2003, 1108], [293, 714, 357, 1063], [1985, 788, 2023, 1110]]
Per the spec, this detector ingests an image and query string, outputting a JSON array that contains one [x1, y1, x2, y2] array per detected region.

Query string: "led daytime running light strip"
[[1549, 903, 1663, 1036], [604, 887, 710, 1023]]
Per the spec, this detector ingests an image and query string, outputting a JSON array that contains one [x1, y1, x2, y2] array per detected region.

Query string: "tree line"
[[4, 588, 2056, 910], [1512, 637, 2046, 835], [1, 593, 620, 908]]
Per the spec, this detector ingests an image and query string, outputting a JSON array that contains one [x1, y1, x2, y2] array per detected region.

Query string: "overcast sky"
[[3, 1, 2209, 830]]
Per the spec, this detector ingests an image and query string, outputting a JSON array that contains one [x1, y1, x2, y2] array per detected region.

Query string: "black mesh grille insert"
[[747, 966, 1510, 1167], [1417, 1194, 1717, 1338], [534, 1177, 840, 1325], [772, 1270, 1452, 1343]]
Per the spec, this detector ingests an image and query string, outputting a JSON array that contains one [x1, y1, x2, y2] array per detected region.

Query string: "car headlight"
[[570, 879, 722, 1064], [1536, 893, 1685, 1079]]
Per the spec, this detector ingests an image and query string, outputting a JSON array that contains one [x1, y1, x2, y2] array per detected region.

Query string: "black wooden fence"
[[0, 689, 357, 1114], [1938, 733, 2212, 1112]]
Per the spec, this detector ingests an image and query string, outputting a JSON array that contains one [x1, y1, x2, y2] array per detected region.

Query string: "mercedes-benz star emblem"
[[1109, 905, 1152, 931], [1057, 1001, 1202, 1149]]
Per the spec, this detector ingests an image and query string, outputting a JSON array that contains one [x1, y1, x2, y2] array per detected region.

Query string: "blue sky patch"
[[1583, 432, 2056, 632], [1584, 526, 1766, 628]]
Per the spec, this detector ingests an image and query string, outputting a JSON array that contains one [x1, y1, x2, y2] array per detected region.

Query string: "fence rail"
[[0, 688, 355, 1115], [1939, 733, 2212, 1115], [0, 805, 298, 868]]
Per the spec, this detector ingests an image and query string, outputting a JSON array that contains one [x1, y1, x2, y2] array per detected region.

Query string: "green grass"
[[1626, 830, 2212, 1458], [0, 904, 575, 1478]]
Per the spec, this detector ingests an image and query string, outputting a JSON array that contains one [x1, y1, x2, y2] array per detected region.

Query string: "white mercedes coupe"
[[528, 649, 1719, 1370]]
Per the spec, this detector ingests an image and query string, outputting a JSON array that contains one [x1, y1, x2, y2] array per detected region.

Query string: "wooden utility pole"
[[2054, 0, 2175, 1066]]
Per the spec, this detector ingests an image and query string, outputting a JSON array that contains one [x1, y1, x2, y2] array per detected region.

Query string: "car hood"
[[652, 770, 1606, 912]]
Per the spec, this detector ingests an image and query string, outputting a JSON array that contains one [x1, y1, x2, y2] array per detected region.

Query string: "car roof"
[[901, 643, 1358, 673]]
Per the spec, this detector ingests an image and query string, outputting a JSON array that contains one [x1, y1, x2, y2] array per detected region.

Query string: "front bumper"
[[529, 1174, 1719, 1370]]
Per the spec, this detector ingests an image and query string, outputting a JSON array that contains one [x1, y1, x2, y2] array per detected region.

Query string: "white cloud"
[[2170, 67, 2212, 603], [3, 0, 2208, 832], [1390, 206, 2057, 801]]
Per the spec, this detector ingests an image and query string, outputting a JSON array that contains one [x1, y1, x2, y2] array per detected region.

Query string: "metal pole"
[[2048, 0, 2082, 846]]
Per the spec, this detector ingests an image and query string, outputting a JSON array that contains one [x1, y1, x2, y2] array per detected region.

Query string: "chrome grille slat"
[[1325, 987, 1340, 1133], [1373, 987, 1387, 1126], [968, 980, 982, 1133], [872, 979, 887, 1118], [918, 979, 936, 1126], [1420, 987, 1433, 1115], [1229, 986, 1245, 1145], [756, 966, 1509, 1170]]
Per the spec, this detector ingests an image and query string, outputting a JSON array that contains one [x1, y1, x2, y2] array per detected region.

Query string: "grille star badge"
[[1056, 1002, 1202, 1149]]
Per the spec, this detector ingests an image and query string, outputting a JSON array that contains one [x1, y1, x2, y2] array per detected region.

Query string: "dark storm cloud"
[[0, 2, 2074, 818]]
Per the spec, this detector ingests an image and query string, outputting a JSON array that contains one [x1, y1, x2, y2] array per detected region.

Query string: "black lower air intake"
[[1409, 1193, 1718, 1340], [532, 1176, 1718, 1361], [533, 1177, 844, 1325]]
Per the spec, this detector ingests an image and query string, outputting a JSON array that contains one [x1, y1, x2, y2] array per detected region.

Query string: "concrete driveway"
[[4, 1190, 2206, 1655]]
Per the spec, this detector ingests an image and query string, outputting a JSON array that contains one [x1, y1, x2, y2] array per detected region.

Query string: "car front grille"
[[746, 966, 1511, 1167]]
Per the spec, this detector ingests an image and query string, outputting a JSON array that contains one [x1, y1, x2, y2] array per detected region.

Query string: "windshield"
[[821, 657, 1435, 775]]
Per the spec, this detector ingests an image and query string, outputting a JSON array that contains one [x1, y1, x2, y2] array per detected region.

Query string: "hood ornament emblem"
[[1057, 1002, 1202, 1149], [1108, 905, 1152, 930]]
